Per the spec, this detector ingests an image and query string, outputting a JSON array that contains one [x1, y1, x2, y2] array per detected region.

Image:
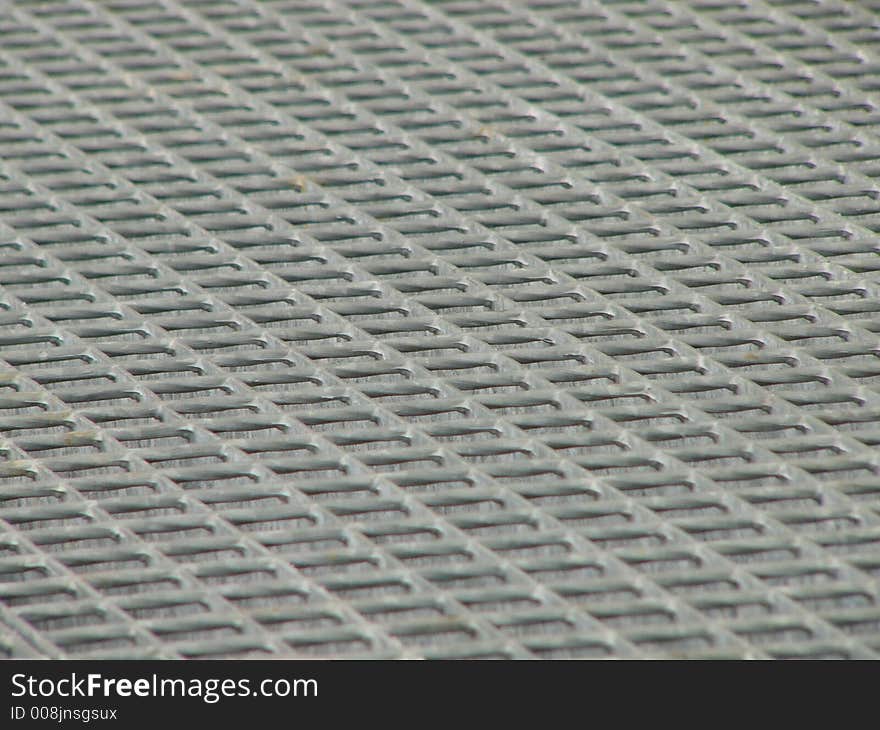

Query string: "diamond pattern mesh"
[[1, 0, 880, 658]]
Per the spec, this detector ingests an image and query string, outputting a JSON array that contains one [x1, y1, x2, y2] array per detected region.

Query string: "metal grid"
[[0, 0, 880, 658]]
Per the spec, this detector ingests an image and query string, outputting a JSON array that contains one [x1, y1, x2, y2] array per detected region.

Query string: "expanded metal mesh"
[[1, 0, 880, 658]]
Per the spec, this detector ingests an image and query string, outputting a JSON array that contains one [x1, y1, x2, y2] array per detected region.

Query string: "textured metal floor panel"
[[2, 0, 880, 659]]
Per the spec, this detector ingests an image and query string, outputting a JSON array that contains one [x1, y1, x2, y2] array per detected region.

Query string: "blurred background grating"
[[0, 0, 880, 658]]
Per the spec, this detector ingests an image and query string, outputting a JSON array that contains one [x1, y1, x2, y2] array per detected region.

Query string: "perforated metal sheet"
[[2, 0, 880, 659]]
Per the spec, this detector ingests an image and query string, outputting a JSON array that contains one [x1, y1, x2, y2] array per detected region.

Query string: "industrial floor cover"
[[2, 0, 880, 660]]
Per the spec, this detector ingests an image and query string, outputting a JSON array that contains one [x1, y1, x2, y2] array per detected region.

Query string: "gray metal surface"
[[0, 0, 880, 658]]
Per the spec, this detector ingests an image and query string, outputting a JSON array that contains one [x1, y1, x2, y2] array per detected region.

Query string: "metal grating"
[[1, 0, 880, 659]]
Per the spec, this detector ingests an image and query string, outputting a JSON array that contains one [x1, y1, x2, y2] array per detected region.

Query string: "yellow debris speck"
[[288, 175, 309, 192]]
